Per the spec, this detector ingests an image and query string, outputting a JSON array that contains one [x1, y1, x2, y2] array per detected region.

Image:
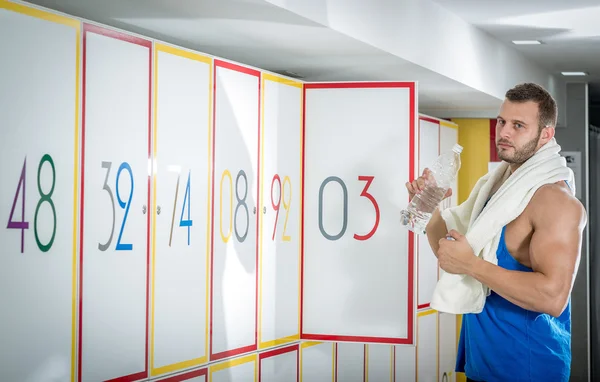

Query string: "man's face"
[[495, 100, 550, 164]]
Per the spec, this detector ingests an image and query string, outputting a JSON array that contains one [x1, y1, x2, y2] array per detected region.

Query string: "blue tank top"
[[455, 225, 571, 381]]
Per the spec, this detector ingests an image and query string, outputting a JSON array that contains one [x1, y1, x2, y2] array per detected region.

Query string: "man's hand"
[[405, 168, 451, 259], [405, 168, 452, 201], [437, 230, 477, 274]]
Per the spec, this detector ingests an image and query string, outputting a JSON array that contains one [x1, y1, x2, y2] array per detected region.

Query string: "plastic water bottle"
[[400, 143, 463, 234]]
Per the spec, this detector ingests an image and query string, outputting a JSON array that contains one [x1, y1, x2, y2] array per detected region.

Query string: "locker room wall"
[[0, 1, 460, 381]]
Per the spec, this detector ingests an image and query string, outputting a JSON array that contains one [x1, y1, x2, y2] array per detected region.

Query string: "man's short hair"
[[505, 83, 557, 131]]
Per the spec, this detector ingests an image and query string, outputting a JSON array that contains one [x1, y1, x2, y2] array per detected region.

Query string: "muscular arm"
[[426, 208, 448, 258], [467, 185, 586, 317]]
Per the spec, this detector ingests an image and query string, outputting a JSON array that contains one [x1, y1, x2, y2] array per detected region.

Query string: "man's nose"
[[498, 122, 513, 139]]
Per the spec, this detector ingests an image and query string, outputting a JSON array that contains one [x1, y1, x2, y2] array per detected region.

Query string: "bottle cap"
[[452, 144, 463, 154]]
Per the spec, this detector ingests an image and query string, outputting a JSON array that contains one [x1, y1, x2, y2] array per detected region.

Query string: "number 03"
[[318, 175, 380, 241]]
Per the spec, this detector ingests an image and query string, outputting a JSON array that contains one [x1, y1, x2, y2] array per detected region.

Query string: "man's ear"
[[541, 126, 555, 142]]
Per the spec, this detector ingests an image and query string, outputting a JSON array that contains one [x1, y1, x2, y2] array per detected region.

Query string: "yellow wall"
[[451, 119, 490, 204], [449, 118, 491, 382]]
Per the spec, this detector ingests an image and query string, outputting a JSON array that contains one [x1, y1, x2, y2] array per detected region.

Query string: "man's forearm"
[[468, 258, 564, 316], [426, 208, 447, 258]]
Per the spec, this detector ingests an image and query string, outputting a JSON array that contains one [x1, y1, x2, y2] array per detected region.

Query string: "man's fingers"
[[423, 168, 435, 182], [448, 229, 463, 240], [407, 170, 432, 196], [406, 179, 423, 194]]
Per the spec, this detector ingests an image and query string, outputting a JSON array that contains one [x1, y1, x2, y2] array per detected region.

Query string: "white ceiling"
[[23, 0, 600, 109], [24, 0, 503, 112], [433, 0, 600, 99]]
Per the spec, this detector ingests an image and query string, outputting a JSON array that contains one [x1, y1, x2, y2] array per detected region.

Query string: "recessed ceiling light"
[[512, 40, 542, 45], [561, 71, 587, 76]]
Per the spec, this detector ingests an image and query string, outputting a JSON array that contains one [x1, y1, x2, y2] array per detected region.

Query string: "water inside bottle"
[[400, 184, 447, 234], [401, 142, 462, 234]]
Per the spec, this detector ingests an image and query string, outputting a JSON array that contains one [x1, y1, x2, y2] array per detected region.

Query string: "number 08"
[[220, 169, 250, 243]]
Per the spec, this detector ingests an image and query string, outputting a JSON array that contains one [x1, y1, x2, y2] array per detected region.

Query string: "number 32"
[[98, 161, 134, 251]]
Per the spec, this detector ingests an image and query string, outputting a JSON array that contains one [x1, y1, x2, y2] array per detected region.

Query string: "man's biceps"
[[534, 215, 581, 246], [530, 236, 576, 269]]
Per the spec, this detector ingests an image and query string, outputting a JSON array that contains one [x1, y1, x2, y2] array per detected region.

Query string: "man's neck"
[[509, 163, 521, 173], [490, 166, 512, 198]]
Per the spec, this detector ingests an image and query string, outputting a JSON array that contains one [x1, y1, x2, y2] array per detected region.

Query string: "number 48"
[[7, 155, 57, 253]]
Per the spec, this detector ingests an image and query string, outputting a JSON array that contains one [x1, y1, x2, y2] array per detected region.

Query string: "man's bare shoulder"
[[528, 182, 587, 228]]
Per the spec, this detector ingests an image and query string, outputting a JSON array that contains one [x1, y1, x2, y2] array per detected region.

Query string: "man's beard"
[[497, 131, 541, 164]]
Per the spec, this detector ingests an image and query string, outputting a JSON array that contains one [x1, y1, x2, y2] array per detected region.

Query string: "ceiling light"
[[512, 40, 542, 45], [561, 71, 587, 76]]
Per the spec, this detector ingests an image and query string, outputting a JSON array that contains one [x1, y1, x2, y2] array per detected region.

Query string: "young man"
[[406, 83, 587, 381]]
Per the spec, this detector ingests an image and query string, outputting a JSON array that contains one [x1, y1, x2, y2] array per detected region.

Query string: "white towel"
[[430, 137, 575, 314]]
